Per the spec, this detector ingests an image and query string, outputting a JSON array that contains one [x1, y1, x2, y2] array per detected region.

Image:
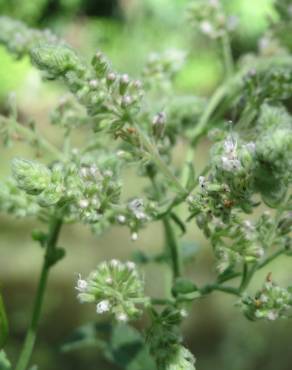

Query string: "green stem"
[[200, 283, 240, 297], [15, 216, 63, 370], [151, 298, 175, 306], [136, 125, 187, 196], [221, 33, 234, 80], [163, 217, 182, 280]]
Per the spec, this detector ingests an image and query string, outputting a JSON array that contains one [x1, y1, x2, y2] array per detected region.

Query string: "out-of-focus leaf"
[[0, 293, 8, 349], [107, 324, 156, 370], [61, 322, 110, 353], [62, 322, 156, 370], [0, 350, 11, 370]]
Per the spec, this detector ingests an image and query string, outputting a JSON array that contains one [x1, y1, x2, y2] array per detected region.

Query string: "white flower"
[[200, 21, 214, 36], [110, 259, 120, 268], [105, 277, 113, 285], [89, 165, 98, 177], [80, 167, 88, 177], [126, 261, 136, 270], [131, 232, 138, 241], [122, 95, 132, 106], [79, 199, 89, 209], [199, 176, 206, 190], [267, 310, 278, 321], [104, 170, 113, 178], [224, 137, 237, 155], [152, 112, 166, 125], [120, 73, 130, 84], [221, 157, 241, 171], [76, 274, 88, 292], [116, 312, 128, 322], [91, 197, 100, 207], [117, 214, 126, 224], [180, 309, 188, 318], [107, 72, 117, 81], [260, 294, 268, 303], [96, 300, 111, 314], [89, 79, 98, 88]]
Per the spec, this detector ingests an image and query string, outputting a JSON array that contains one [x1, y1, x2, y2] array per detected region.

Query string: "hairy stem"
[[221, 33, 234, 80], [163, 217, 182, 280], [15, 216, 63, 370], [136, 125, 187, 195]]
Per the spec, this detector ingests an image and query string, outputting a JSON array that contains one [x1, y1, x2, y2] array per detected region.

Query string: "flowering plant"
[[0, 1, 291, 369]]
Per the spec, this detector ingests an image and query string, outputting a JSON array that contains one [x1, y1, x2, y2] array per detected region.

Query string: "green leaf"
[[0, 293, 8, 349], [62, 322, 156, 370], [107, 324, 156, 370], [0, 350, 11, 369], [61, 322, 109, 353]]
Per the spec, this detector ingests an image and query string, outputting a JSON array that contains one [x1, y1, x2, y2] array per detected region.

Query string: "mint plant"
[[0, 1, 292, 369]]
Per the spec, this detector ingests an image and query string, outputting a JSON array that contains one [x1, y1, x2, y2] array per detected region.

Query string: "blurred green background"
[[0, 1, 291, 369]]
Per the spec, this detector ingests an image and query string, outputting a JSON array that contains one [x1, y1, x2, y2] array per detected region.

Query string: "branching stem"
[[15, 216, 63, 370]]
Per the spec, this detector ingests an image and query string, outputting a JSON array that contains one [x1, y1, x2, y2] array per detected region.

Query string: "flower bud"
[[91, 51, 109, 78], [152, 112, 166, 139], [30, 44, 84, 78], [11, 158, 51, 195]]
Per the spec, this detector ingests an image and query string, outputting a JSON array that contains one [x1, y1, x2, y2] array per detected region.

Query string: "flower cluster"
[[187, 0, 237, 39], [0, 16, 60, 58], [240, 277, 292, 321], [11, 156, 121, 224], [76, 260, 148, 322], [242, 67, 292, 109], [30, 44, 144, 138], [115, 197, 156, 241]]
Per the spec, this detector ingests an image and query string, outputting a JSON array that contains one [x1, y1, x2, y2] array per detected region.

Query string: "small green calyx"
[[11, 158, 51, 195]]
